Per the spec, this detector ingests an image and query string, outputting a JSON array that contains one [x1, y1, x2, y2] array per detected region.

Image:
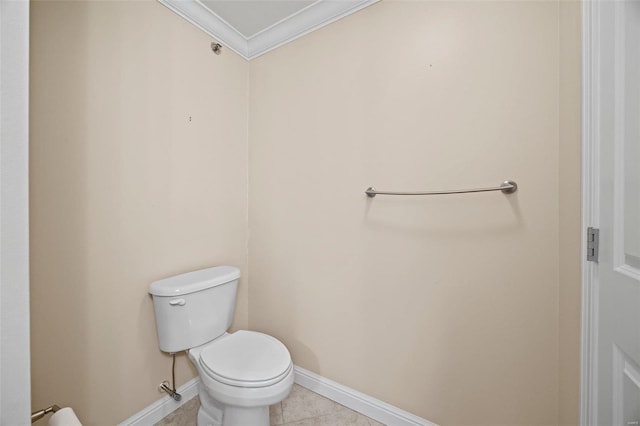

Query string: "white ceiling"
[[200, 1, 316, 39], [158, 0, 379, 59]]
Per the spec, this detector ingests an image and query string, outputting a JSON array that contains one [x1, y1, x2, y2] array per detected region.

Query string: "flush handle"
[[169, 298, 186, 306]]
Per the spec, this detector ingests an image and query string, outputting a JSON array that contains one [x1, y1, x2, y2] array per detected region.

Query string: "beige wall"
[[29, 1, 249, 424], [249, 1, 572, 425], [558, 1, 582, 425]]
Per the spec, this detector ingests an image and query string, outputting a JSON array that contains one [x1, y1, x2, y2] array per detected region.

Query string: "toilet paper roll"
[[49, 407, 82, 426]]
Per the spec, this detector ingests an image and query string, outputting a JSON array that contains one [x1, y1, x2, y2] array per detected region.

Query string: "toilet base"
[[196, 381, 270, 426], [197, 405, 268, 426], [224, 405, 269, 426], [197, 381, 224, 425], [196, 404, 269, 426]]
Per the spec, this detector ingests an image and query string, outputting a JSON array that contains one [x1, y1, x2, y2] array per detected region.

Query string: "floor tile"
[[281, 384, 342, 423], [282, 407, 372, 426], [154, 396, 200, 426], [270, 402, 284, 425], [155, 384, 386, 426]]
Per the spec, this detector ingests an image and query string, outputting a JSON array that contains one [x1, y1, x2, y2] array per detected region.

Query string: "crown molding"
[[247, 0, 379, 59], [157, 0, 379, 60], [157, 0, 250, 58]]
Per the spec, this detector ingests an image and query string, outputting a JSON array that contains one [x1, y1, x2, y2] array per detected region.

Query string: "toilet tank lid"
[[149, 266, 240, 297]]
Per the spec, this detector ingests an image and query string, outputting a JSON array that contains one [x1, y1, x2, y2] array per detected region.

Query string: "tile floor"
[[155, 384, 385, 426]]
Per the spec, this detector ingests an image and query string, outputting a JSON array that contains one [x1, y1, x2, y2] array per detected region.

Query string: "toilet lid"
[[199, 331, 292, 388]]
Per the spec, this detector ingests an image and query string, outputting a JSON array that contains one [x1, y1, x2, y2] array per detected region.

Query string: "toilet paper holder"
[[31, 404, 60, 423]]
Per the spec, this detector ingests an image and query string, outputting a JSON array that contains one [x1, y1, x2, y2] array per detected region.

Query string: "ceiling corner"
[[158, 0, 251, 59], [157, 0, 380, 61]]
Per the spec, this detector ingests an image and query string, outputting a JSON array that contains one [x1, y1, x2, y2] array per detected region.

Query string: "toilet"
[[149, 266, 294, 426]]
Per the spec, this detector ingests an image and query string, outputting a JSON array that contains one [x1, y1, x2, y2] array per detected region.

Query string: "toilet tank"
[[149, 266, 240, 353]]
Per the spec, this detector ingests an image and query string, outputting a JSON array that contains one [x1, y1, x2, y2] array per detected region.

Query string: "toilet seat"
[[199, 331, 292, 388]]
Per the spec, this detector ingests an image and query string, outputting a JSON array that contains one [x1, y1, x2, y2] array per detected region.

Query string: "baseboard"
[[118, 367, 436, 426], [117, 377, 200, 426], [293, 366, 437, 426]]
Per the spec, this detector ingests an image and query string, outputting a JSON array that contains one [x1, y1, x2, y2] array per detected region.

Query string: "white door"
[[584, 1, 640, 425], [0, 0, 31, 424]]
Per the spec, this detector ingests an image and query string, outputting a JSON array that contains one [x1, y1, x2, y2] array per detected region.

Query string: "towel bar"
[[365, 180, 517, 198]]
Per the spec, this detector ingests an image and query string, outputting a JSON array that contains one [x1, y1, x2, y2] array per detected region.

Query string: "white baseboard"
[[293, 366, 437, 426], [118, 377, 200, 426], [118, 367, 436, 426]]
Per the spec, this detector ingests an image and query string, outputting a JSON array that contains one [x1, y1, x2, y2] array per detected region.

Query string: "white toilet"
[[149, 266, 294, 426]]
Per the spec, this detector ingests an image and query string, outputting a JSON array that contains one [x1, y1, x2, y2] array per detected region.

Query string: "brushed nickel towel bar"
[[365, 180, 517, 198]]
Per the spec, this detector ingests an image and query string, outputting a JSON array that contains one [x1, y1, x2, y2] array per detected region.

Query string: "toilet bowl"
[[190, 331, 295, 425], [149, 266, 294, 426]]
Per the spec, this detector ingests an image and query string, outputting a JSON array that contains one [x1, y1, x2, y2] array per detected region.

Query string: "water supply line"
[[159, 353, 182, 401]]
